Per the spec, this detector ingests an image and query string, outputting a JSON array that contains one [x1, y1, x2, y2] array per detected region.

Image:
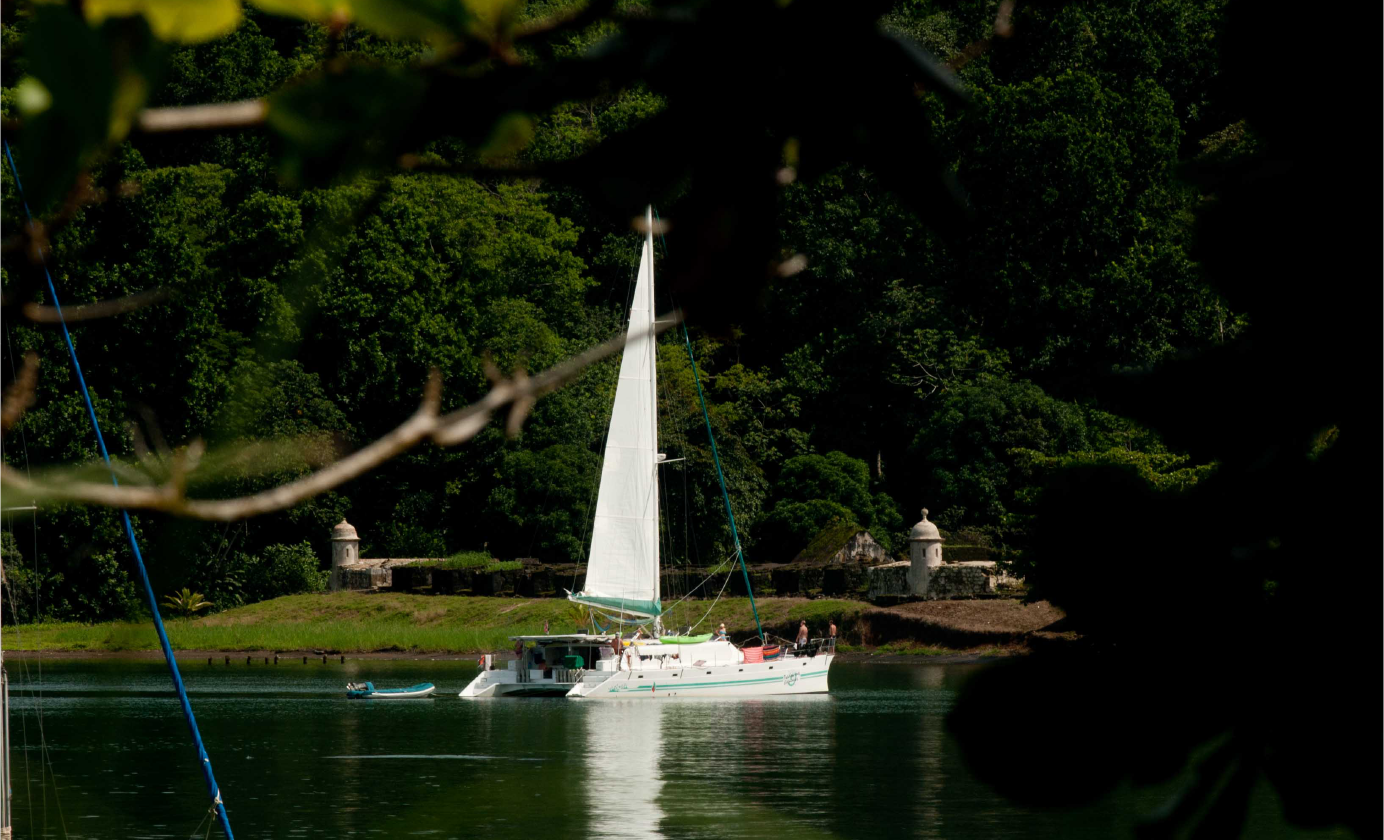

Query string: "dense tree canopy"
[[4, 1, 1374, 836], [2, 0, 1232, 618]]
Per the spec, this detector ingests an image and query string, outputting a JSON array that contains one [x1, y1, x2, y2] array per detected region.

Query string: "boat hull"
[[460, 653, 832, 699], [347, 685, 436, 699], [574, 652, 832, 699]]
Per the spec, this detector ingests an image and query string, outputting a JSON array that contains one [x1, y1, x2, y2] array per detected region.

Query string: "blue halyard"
[[681, 321, 764, 642], [4, 141, 235, 839], [654, 206, 763, 643]]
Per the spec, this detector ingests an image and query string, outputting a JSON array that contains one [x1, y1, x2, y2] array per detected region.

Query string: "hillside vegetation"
[[9, 593, 868, 653], [1, 0, 1231, 624]]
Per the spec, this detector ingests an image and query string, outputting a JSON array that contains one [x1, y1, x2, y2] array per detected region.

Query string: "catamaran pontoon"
[[461, 209, 834, 700]]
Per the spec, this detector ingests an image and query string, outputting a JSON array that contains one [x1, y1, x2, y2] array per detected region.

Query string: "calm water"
[[4, 657, 1327, 839]]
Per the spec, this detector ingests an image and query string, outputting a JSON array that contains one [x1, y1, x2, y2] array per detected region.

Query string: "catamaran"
[[461, 209, 834, 699]]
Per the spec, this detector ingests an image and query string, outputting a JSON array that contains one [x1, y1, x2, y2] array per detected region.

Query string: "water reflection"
[[2, 658, 1324, 840], [583, 701, 665, 838], [915, 666, 946, 840]]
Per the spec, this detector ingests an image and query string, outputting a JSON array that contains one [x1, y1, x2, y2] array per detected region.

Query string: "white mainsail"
[[571, 209, 661, 619]]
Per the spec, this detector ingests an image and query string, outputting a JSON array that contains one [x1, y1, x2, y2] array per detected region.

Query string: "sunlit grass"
[[872, 642, 953, 656], [7, 592, 869, 653]]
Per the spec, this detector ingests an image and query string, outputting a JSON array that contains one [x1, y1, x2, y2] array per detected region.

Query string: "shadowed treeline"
[[945, 2, 1376, 836]]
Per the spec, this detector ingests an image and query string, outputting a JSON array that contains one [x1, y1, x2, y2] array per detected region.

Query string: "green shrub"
[[161, 588, 214, 618], [435, 551, 493, 569], [241, 542, 328, 602]]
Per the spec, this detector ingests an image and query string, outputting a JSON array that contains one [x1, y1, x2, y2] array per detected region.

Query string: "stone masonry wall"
[[866, 562, 998, 603]]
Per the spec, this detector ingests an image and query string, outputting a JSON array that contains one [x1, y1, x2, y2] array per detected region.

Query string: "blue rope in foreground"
[[4, 141, 235, 839]]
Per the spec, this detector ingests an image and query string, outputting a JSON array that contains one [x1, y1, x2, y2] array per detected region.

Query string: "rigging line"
[[3, 322, 57, 837], [4, 141, 236, 840], [653, 334, 684, 621], [664, 290, 697, 626], [652, 207, 670, 259], [1, 530, 36, 833], [656, 550, 737, 616], [2, 320, 42, 631], [680, 318, 763, 641], [686, 562, 737, 633], [2, 579, 66, 838]]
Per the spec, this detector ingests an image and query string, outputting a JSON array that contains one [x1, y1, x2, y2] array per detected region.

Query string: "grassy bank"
[[6, 592, 868, 654]]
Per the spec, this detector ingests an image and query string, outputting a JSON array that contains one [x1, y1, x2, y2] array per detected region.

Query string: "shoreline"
[[3, 648, 1010, 665], [1, 592, 1067, 662]]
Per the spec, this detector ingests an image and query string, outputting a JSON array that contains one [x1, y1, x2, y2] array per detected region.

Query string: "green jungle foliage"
[[0, 0, 1229, 623], [2, 0, 1373, 835]]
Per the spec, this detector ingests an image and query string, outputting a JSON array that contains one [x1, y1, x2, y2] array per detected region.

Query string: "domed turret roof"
[[909, 509, 942, 542], [330, 519, 359, 541]]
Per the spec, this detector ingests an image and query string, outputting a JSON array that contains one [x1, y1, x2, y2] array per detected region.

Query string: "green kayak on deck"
[[658, 634, 714, 644]]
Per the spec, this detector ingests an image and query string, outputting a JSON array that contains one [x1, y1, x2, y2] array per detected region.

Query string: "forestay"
[[571, 210, 661, 619]]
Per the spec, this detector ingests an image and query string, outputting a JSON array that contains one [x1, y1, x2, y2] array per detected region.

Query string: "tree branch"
[[1, 352, 39, 433], [135, 100, 268, 134], [0, 314, 681, 521], [23, 287, 171, 323]]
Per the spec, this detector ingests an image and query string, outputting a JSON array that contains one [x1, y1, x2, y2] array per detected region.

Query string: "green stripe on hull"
[[605, 669, 829, 694]]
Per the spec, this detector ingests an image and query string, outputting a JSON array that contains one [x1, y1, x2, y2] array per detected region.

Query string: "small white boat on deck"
[[461, 209, 834, 701]]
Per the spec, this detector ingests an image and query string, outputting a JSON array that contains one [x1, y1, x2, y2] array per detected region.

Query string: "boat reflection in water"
[[583, 700, 666, 839], [580, 693, 836, 840]]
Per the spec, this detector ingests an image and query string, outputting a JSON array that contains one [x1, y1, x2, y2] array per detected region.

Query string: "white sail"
[[572, 209, 661, 618]]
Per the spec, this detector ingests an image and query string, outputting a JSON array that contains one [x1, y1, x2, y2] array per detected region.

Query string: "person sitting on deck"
[[795, 620, 809, 649]]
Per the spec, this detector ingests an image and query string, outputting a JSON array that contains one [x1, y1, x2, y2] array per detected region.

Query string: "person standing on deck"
[[714, 623, 728, 641], [828, 620, 837, 644], [796, 620, 809, 649]]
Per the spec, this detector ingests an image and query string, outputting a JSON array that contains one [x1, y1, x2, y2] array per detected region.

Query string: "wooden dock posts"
[[196, 653, 344, 666]]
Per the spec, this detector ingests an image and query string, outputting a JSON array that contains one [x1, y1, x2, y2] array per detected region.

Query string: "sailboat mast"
[[645, 207, 662, 635]]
